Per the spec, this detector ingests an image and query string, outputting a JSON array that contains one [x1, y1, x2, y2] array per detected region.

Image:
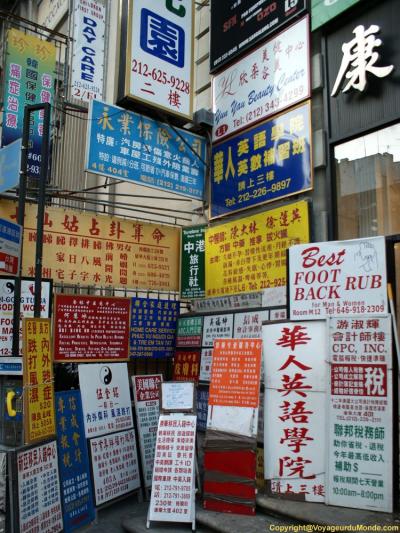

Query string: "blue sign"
[[130, 297, 179, 359], [0, 358, 22, 375], [197, 386, 209, 431], [0, 138, 21, 193], [210, 101, 312, 219], [56, 391, 95, 533], [86, 100, 206, 200]]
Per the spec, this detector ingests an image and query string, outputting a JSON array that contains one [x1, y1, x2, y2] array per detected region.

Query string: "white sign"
[[127, 0, 193, 119], [0, 218, 21, 275], [207, 405, 259, 438], [38, 0, 68, 30], [161, 381, 194, 411], [270, 308, 287, 321], [326, 315, 393, 512], [233, 310, 269, 339], [263, 321, 327, 502], [202, 313, 234, 347], [90, 429, 140, 505], [79, 363, 134, 438], [0, 278, 51, 358], [192, 291, 264, 313], [71, 0, 106, 101], [132, 374, 162, 488], [212, 16, 310, 142], [148, 414, 196, 525], [17, 441, 63, 533], [289, 236, 387, 320], [199, 348, 212, 382]]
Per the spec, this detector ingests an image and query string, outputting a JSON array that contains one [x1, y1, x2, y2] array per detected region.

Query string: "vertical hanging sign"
[[180, 226, 206, 299]]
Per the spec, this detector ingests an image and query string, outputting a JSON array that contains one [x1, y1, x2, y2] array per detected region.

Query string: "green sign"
[[180, 225, 206, 299], [311, 0, 362, 31], [176, 316, 203, 347]]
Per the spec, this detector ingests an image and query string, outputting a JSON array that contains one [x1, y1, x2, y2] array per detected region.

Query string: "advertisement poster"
[[54, 294, 130, 362], [126, 0, 194, 119], [132, 374, 162, 488], [2, 29, 56, 178], [86, 100, 205, 199], [17, 441, 63, 533], [172, 350, 200, 382], [263, 321, 327, 502], [206, 200, 310, 297], [212, 16, 310, 141], [289, 236, 388, 320], [149, 414, 196, 523], [79, 363, 134, 438], [211, 102, 312, 218], [326, 316, 393, 512], [90, 429, 140, 505], [176, 316, 203, 347], [180, 226, 206, 299], [0, 277, 51, 358], [0, 199, 180, 291], [0, 218, 22, 275], [129, 297, 178, 359], [56, 391, 95, 532], [202, 313, 234, 347], [23, 318, 56, 444], [233, 310, 269, 339], [71, 0, 106, 101]]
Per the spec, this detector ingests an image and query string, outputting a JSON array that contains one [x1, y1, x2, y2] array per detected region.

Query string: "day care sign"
[[289, 237, 387, 320]]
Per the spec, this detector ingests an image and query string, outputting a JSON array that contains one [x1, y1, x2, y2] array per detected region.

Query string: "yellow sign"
[[205, 200, 310, 297], [23, 318, 56, 444], [0, 200, 180, 291]]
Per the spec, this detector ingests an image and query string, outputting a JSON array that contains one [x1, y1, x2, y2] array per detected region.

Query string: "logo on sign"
[[100, 365, 112, 384]]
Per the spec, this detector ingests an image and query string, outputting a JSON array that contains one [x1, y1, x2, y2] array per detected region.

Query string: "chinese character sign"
[[130, 297, 178, 359], [56, 391, 95, 532], [79, 363, 134, 438], [181, 225, 206, 299], [54, 294, 130, 362], [202, 313, 234, 347], [289, 236, 388, 320], [17, 441, 63, 533], [211, 102, 312, 218], [206, 200, 310, 297], [176, 316, 203, 347], [233, 310, 269, 339], [0, 217, 22, 275], [263, 321, 327, 502], [326, 316, 393, 513], [197, 386, 209, 431], [173, 350, 200, 382], [86, 101, 205, 199], [127, 0, 194, 119], [2, 29, 56, 178], [23, 318, 56, 444]]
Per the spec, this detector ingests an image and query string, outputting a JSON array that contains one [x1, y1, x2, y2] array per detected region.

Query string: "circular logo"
[[99, 366, 112, 385]]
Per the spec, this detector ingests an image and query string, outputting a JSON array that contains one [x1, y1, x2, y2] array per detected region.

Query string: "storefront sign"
[[23, 318, 56, 444], [212, 16, 310, 142], [210, 0, 306, 72], [181, 226, 206, 299], [125, 0, 194, 119], [209, 339, 262, 408], [79, 362, 134, 438], [326, 316, 393, 512], [289, 236, 388, 320], [192, 291, 264, 312], [17, 441, 63, 533], [234, 310, 269, 339], [172, 350, 200, 382], [130, 297, 178, 359], [132, 374, 162, 488], [38, 0, 68, 29], [197, 386, 209, 431], [71, 0, 106, 101], [0, 277, 51, 358], [149, 414, 196, 524], [161, 381, 195, 411], [0, 138, 22, 194], [206, 200, 310, 297], [2, 29, 56, 178], [311, 0, 362, 31], [176, 316, 203, 347], [0, 218, 21, 275], [56, 391, 95, 532], [54, 294, 130, 362], [0, 199, 180, 291], [263, 321, 326, 502], [202, 313, 234, 347], [211, 102, 312, 218]]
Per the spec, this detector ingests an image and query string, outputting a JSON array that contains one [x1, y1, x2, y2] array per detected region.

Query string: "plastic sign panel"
[[71, 0, 106, 101], [233, 310, 270, 339], [172, 350, 200, 382], [90, 429, 141, 505], [206, 200, 310, 298], [200, 348, 213, 382], [212, 16, 310, 142], [289, 236, 388, 320], [0, 138, 22, 193], [202, 313, 234, 347], [126, 0, 194, 119], [17, 441, 63, 533], [0, 218, 22, 275], [79, 362, 134, 438], [263, 321, 327, 502], [23, 318, 56, 444], [210, 0, 306, 73], [180, 225, 206, 299], [197, 386, 209, 431], [176, 316, 203, 347], [311, 0, 362, 31], [54, 294, 130, 362], [211, 101, 312, 218], [56, 391, 95, 532], [161, 381, 195, 411], [193, 291, 264, 313], [326, 316, 393, 513], [86, 100, 205, 199]]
